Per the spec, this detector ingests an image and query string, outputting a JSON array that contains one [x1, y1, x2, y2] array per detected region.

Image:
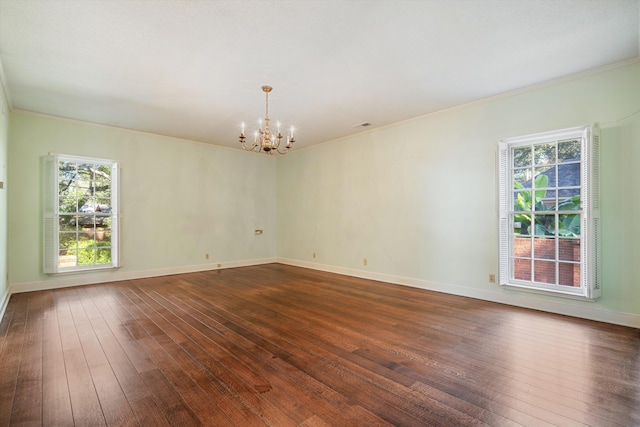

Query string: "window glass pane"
[[94, 166, 111, 182], [534, 143, 556, 165], [533, 189, 553, 211], [513, 212, 531, 235], [513, 169, 532, 189], [513, 191, 531, 212], [513, 236, 531, 257], [58, 250, 76, 268], [95, 248, 112, 265], [59, 232, 76, 250], [534, 260, 555, 284], [558, 213, 581, 236], [101, 217, 112, 230], [540, 189, 556, 211], [558, 163, 580, 188], [513, 147, 531, 168], [532, 168, 553, 212], [59, 197, 79, 213], [514, 258, 531, 281], [59, 217, 78, 231], [534, 166, 554, 188], [534, 237, 555, 260], [96, 232, 112, 247], [77, 249, 96, 266], [558, 139, 581, 162], [77, 237, 95, 249], [559, 239, 580, 261], [559, 262, 580, 287], [74, 215, 96, 227], [533, 214, 555, 235], [558, 187, 580, 200], [95, 199, 112, 213]]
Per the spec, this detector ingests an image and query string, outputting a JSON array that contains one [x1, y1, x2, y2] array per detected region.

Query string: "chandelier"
[[239, 85, 295, 154]]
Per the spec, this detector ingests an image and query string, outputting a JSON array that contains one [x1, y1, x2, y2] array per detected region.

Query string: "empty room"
[[0, 1, 639, 425]]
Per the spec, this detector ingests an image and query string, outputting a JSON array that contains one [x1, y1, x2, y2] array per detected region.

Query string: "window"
[[42, 154, 119, 273], [498, 125, 600, 299]]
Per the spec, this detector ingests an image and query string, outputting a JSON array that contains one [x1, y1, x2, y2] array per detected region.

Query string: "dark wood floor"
[[0, 264, 638, 426]]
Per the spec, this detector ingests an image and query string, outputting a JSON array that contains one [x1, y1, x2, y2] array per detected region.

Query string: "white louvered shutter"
[[42, 154, 58, 274], [497, 143, 510, 285], [583, 126, 601, 299], [112, 164, 121, 268]]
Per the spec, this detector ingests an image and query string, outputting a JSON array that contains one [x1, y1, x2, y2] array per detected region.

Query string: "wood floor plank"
[[41, 291, 74, 426], [9, 292, 44, 426], [0, 300, 14, 354], [1, 263, 639, 426], [68, 290, 138, 427], [56, 289, 107, 426], [83, 286, 175, 425], [0, 294, 29, 427]]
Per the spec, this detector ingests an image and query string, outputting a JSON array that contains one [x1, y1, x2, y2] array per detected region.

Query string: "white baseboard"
[[9, 257, 277, 294], [8, 257, 638, 329], [277, 258, 640, 329], [0, 289, 9, 325]]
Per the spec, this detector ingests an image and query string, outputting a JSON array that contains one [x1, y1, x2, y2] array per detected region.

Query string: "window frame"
[[42, 153, 120, 274], [498, 125, 600, 300]]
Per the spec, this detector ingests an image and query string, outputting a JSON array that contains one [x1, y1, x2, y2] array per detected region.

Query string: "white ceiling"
[[0, 0, 638, 150]]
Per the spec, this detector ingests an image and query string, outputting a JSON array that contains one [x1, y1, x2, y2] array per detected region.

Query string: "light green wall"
[[8, 113, 277, 286], [0, 81, 8, 305], [277, 62, 640, 323]]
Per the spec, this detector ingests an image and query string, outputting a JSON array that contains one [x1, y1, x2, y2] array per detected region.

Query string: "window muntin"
[[499, 126, 600, 299], [43, 154, 119, 273]]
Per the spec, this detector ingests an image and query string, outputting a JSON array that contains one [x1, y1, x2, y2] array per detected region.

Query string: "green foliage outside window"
[[514, 174, 581, 237], [58, 161, 113, 267]]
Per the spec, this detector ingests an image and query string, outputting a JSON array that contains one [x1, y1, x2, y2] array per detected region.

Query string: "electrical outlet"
[[489, 274, 496, 283], [363, 258, 368, 266], [205, 253, 209, 260]]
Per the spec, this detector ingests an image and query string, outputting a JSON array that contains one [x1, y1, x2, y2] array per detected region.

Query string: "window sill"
[[49, 265, 121, 275], [501, 283, 599, 302]]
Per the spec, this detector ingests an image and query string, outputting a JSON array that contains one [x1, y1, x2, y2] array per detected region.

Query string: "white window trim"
[[42, 153, 121, 274], [498, 125, 600, 301]]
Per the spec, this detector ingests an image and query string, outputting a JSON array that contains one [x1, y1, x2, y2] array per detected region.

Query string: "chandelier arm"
[[240, 141, 259, 151]]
